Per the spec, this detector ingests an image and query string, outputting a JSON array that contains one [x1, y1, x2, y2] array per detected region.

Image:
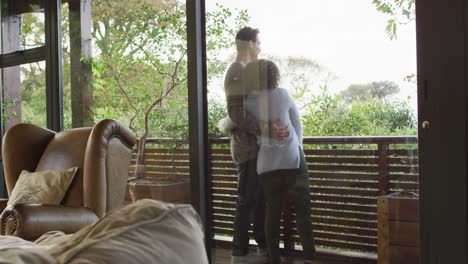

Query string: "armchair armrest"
[[0, 204, 98, 241]]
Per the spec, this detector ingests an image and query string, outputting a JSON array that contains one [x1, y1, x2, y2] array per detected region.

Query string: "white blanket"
[[0, 199, 208, 264]]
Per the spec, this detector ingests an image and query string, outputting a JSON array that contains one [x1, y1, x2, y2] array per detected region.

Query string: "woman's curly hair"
[[243, 59, 280, 91]]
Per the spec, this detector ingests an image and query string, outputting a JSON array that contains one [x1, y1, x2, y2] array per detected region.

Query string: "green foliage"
[[89, 0, 249, 140], [302, 86, 416, 137], [372, 0, 415, 40], [1, 98, 17, 123], [208, 100, 228, 137]]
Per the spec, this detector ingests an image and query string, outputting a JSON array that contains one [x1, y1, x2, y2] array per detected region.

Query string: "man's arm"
[[271, 118, 289, 140]]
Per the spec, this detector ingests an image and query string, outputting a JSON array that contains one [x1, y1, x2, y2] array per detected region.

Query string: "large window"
[[62, 1, 191, 205], [205, 1, 419, 263], [0, 0, 62, 132], [1, 0, 466, 262], [0, 1, 47, 130]]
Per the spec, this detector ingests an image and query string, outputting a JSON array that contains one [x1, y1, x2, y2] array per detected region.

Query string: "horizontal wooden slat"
[[211, 176, 237, 182], [211, 169, 237, 175], [388, 174, 419, 181], [312, 225, 376, 237], [210, 155, 233, 161], [211, 195, 237, 202], [310, 172, 378, 180], [212, 201, 235, 208], [311, 187, 379, 197], [138, 166, 189, 173], [388, 166, 419, 173], [312, 209, 376, 221], [213, 208, 237, 216], [307, 157, 379, 164], [388, 157, 419, 165], [310, 238, 376, 253], [211, 188, 237, 195], [387, 149, 418, 156], [142, 153, 189, 160], [132, 171, 190, 177], [311, 179, 379, 189], [312, 216, 376, 229], [211, 182, 237, 189], [210, 149, 232, 154], [309, 164, 379, 172], [128, 172, 189, 178], [213, 215, 234, 222], [311, 194, 376, 205], [132, 160, 189, 167], [389, 182, 419, 190], [143, 148, 190, 154], [304, 149, 378, 156], [312, 202, 377, 213], [313, 231, 376, 245], [209, 161, 236, 168]]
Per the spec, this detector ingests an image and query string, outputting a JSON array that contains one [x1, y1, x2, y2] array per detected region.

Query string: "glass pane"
[[64, 1, 190, 204], [206, 1, 418, 263], [2, 61, 46, 128], [1, 0, 45, 53]]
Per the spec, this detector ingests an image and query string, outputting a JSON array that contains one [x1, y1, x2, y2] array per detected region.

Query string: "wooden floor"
[[211, 248, 372, 264]]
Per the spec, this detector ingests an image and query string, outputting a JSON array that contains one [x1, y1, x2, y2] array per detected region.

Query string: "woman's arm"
[[288, 91, 303, 147]]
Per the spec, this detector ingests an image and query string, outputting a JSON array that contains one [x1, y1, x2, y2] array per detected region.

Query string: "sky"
[[205, 0, 417, 107]]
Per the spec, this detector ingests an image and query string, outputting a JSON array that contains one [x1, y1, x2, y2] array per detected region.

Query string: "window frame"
[[0, 0, 63, 132]]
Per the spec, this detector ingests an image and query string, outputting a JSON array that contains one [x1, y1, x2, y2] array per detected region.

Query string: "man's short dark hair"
[[235, 27, 259, 51], [235, 26, 259, 42]]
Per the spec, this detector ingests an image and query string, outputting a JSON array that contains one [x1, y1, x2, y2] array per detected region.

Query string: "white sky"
[[205, 0, 417, 106]]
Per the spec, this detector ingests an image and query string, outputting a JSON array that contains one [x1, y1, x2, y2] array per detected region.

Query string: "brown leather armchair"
[[0, 119, 137, 240]]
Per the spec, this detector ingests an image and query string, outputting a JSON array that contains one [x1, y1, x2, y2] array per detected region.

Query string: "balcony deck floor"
[[211, 248, 366, 264]]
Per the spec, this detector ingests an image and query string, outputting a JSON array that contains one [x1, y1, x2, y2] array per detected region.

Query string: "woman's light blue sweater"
[[245, 88, 303, 175]]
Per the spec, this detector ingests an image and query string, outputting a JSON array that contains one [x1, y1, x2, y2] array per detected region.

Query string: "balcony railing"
[[129, 136, 418, 263]]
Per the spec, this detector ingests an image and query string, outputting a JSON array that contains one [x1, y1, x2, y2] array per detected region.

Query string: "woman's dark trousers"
[[260, 149, 316, 264]]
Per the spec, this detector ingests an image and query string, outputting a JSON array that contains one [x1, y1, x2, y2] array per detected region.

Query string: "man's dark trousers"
[[232, 158, 266, 256]]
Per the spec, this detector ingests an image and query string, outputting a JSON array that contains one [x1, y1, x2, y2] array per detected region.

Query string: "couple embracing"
[[220, 27, 320, 264]]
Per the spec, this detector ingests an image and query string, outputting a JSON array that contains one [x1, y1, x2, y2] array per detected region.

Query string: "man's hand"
[[271, 119, 289, 140]]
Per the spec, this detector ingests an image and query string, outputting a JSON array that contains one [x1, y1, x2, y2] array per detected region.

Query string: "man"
[[223, 27, 288, 264]]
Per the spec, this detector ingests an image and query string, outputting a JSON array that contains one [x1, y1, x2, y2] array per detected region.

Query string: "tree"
[[339, 81, 400, 103], [372, 0, 415, 40], [88, 1, 249, 178], [266, 55, 336, 110], [302, 85, 416, 138]]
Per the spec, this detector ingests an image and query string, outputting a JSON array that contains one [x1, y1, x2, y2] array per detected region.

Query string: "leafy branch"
[[372, 0, 415, 40]]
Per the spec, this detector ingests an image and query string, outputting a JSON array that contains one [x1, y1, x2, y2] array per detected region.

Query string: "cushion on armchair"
[[7, 167, 78, 206]]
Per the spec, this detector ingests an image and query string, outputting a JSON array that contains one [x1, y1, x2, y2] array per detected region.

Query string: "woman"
[[243, 59, 318, 264]]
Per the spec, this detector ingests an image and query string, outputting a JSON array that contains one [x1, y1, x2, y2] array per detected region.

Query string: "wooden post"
[[69, 0, 92, 127], [378, 194, 420, 264], [378, 143, 390, 196]]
